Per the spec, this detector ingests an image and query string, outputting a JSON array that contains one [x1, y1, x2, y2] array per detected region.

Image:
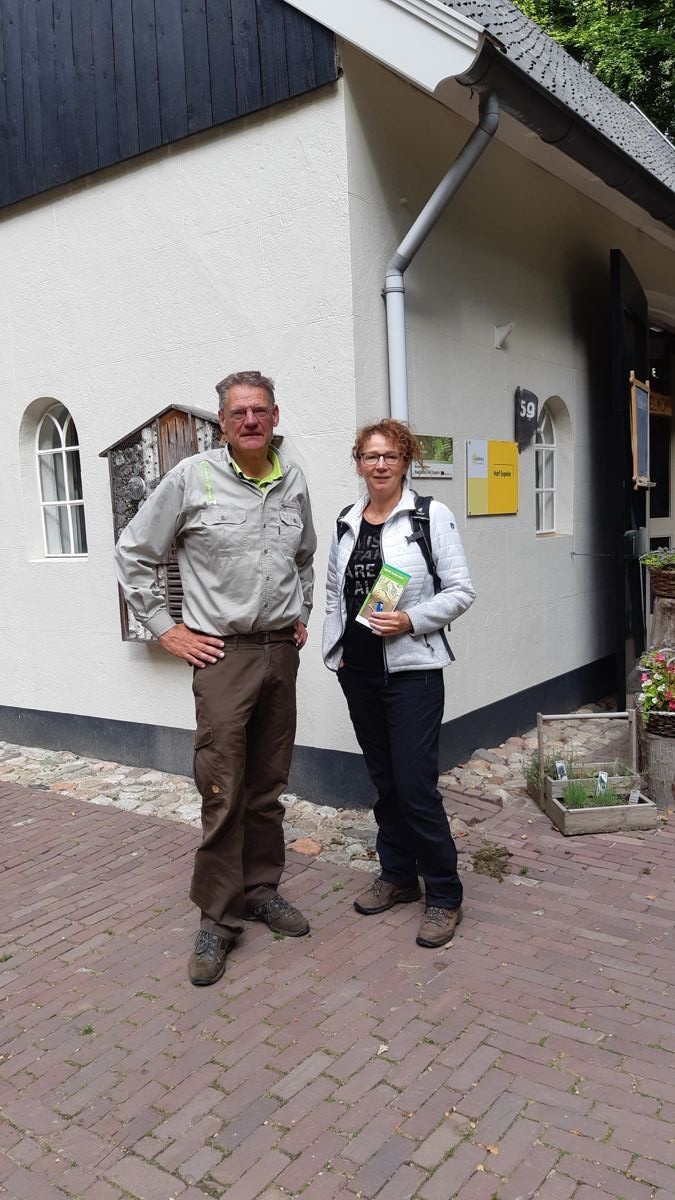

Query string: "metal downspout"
[[384, 92, 500, 421]]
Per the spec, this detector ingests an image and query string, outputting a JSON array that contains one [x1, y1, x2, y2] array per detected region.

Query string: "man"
[[115, 371, 316, 986]]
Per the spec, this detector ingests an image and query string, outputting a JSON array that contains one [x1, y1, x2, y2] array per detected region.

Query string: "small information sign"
[[467, 439, 518, 516], [515, 387, 538, 451], [412, 435, 454, 479]]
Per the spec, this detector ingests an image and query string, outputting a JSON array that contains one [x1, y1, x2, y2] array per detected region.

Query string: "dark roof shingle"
[[445, 0, 675, 191]]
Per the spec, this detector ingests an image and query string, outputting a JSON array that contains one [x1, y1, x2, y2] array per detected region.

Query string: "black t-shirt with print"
[[342, 517, 385, 672]]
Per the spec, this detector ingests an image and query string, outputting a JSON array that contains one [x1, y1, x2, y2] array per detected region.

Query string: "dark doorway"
[[610, 250, 649, 708]]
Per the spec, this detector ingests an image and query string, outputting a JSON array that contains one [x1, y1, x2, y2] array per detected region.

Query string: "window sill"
[[31, 554, 89, 562]]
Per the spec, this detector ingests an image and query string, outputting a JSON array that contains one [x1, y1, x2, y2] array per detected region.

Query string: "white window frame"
[[35, 404, 88, 557], [535, 404, 556, 534]]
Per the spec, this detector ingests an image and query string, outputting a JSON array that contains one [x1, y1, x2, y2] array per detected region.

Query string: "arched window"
[[36, 404, 88, 555], [535, 404, 556, 533]]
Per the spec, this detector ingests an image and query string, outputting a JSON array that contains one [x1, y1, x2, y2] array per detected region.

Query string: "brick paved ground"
[[1, 780, 675, 1199]]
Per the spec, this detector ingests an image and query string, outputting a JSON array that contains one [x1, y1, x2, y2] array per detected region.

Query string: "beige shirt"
[[115, 445, 316, 638]]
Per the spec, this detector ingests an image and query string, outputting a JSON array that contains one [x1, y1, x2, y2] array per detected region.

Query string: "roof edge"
[[282, 0, 485, 92], [458, 44, 675, 231], [99, 404, 219, 457]]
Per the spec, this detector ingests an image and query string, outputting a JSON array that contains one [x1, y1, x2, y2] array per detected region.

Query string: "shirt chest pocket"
[[199, 506, 248, 553], [278, 506, 303, 557]]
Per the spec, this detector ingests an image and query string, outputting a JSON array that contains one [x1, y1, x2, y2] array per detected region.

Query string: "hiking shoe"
[[353, 877, 421, 915], [188, 930, 235, 986], [416, 905, 463, 948], [245, 892, 310, 936]]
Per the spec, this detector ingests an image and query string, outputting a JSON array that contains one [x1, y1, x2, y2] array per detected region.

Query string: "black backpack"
[[336, 494, 454, 654]]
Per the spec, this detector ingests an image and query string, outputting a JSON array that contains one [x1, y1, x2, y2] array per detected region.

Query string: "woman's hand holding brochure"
[[368, 609, 414, 637], [355, 562, 412, 637]]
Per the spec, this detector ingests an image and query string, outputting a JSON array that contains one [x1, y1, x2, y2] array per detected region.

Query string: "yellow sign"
[[467, 439, 518, 516]]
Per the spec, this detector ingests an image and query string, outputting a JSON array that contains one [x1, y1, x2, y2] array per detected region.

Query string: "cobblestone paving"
[[0, 702, 633, 872], [1, 712, 674, 1200]]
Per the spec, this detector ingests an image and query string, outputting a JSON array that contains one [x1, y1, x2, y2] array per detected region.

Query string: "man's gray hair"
[[215, 370, 276, 412]]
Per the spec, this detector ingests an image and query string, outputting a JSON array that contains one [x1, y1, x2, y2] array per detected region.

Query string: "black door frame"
[[610, 249, 649, 708]]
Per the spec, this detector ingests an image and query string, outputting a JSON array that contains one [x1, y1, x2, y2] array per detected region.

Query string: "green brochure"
[[355, 563, 411, 627]]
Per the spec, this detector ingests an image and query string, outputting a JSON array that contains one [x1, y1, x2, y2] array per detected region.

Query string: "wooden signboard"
[[630, 371, 650, 489]]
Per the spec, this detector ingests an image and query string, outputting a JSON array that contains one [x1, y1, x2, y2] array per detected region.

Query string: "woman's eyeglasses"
[[359, 452, 402, 465]]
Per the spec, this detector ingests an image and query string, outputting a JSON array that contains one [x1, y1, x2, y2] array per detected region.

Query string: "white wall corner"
[[283, 0, 485, 94]]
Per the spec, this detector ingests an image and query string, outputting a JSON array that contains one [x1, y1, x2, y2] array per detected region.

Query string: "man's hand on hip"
[[159, 623, 226, 667], [293, 620, 308, 649]]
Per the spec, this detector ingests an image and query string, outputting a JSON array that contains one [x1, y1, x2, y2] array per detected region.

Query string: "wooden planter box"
[[532, 711, 657, 834], [539, 790, 657, 836], [544, 764, 640, 803]]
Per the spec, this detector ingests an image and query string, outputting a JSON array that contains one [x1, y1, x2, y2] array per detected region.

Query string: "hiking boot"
[[245, 892, 310, 936], [353, 877, 421, 915], [188, 930, 235, 986], [416, 905, 463, 948]]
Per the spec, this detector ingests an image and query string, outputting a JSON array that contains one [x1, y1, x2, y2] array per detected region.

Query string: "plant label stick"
[[596, 771, 608, 796]]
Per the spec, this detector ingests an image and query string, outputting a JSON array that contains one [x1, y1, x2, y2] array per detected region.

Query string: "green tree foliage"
[[515, 1, 675, 136]]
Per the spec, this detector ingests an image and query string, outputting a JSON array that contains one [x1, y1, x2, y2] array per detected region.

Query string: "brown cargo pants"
[[189, 630, 299, 940]]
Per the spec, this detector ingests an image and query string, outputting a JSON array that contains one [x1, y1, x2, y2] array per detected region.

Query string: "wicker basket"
[[646, 710, 675, 737], [649, 567, 675, 599]]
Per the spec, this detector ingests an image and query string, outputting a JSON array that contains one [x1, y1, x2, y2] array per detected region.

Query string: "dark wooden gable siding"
[[0, 0, 337, 210]]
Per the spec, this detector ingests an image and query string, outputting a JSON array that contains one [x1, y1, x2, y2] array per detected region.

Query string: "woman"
[[323, 420, 475, 948]]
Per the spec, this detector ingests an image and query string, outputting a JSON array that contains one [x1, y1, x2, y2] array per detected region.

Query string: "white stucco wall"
[[0, 84, 358, 756], [4, 47, 675, 775], [341, 45, 675, 721]]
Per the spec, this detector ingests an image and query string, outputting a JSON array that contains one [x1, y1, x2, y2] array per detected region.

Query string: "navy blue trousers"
[[338, 666, 462, 909]]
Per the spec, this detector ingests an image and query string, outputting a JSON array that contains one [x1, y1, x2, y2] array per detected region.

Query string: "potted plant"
[[638, 647, 675, 736], [637, 647, 675, 809], [640, 547, 675, 598]]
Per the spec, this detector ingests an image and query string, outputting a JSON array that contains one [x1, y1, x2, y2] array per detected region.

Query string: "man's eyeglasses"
[[228, 406, 273, 423], [359, 451, 402, 465]]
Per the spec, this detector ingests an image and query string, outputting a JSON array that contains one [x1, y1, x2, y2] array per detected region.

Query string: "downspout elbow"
[[384, 262, 406, 289], [384, 92, 500, 421], [478, 91, 500, 137]]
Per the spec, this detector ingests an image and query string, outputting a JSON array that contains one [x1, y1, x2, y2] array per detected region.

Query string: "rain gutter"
[[457, 43, 675, 232]]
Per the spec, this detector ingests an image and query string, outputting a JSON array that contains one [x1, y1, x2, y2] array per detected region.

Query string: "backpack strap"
[[406, 494, 455, 659], [409, 495, 442, 592], [405, 495, 441, 591]]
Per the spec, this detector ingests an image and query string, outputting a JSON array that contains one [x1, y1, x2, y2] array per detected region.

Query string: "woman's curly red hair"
[[352, 419, 424, 468]]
